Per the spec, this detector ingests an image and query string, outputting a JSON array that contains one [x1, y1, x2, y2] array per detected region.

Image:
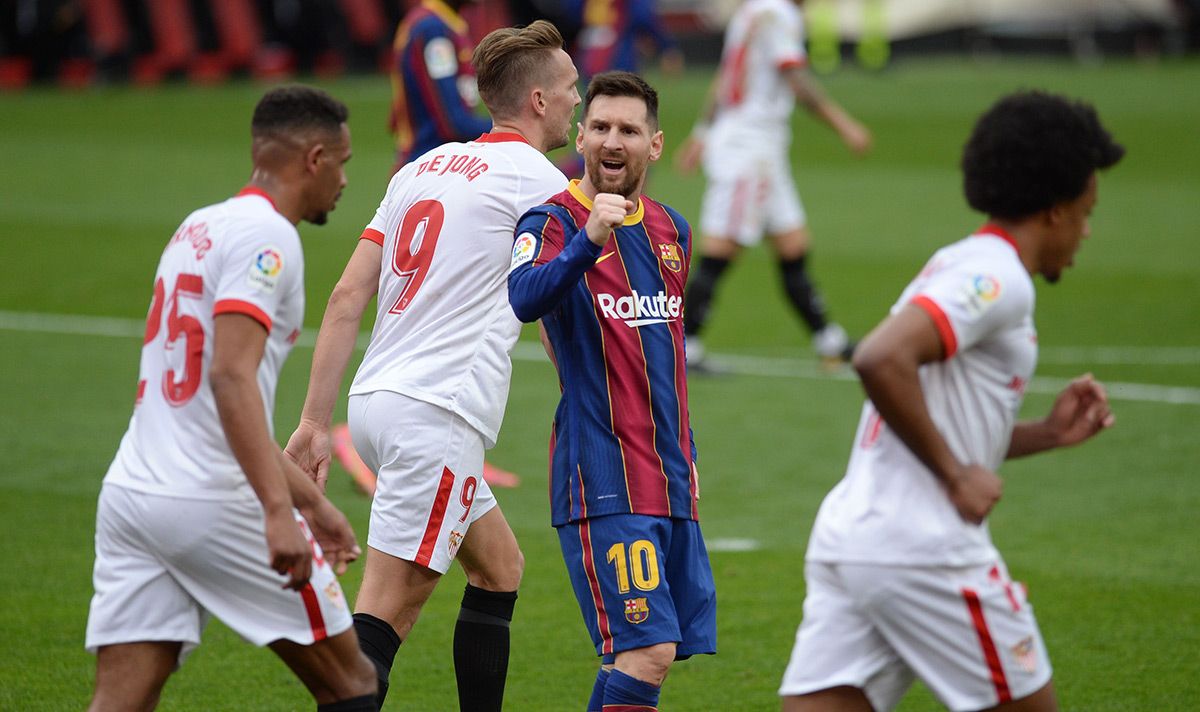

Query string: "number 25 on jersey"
[[138, 273, 205, 407]]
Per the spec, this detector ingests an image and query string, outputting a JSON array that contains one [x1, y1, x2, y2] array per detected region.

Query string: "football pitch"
[[1, 56, 1198, 710]]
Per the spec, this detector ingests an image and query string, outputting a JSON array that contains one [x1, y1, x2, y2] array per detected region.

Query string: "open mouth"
[[600, 158, 625, 174]]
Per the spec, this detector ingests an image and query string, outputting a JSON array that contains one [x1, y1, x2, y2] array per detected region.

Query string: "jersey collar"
[[237, 186, 279, 213], [474, 132, 531, 145], [423, 0, 467, 34], [976, 223, 1019, 254], [567, 180, 645, 226]]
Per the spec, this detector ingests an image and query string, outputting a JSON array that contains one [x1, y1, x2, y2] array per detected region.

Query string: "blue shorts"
[[558, 514, 717, 662]]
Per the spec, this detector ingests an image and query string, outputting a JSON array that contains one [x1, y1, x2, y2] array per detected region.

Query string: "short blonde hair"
[[473, 20, 564, 120]]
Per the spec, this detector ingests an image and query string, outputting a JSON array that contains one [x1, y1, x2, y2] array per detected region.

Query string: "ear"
[[305, 142, 325, 175], [575, 121, 584, 154], [648, 129, 664, 163], [531, 88, 547, 118]]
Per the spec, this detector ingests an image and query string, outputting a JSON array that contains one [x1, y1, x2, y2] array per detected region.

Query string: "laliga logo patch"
[[247, 246, 284, 294], [624, 597, 650, 624], [510, 233, 536, 272], [658, 243, 682, 273], [424, 37, 458, 80], [960, 273, 1001, 317]]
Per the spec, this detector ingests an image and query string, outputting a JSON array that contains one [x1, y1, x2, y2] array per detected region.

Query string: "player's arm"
[[277, 452, 361, 575], [631, 0, 683, 74], [1007, 373, 1114, 459], [508, 197, 629, 322], [420, 31, 492, 140], [852, 304, 1001, 524], [783, 65, 872, 155], [211, 313, 312, 590], [285, 239, 382, 490], [675, 75, 720, 174]]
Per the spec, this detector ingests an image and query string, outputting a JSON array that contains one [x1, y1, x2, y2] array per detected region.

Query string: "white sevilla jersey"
[[351, 133, 566, 447], [104, 189, 305, 500], [712, 0, 807, 142], [808, 226, 1039, 567]]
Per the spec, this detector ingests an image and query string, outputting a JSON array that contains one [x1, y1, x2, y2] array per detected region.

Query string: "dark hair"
[[473, 20, 564, 119], [251, 85, 349, 139], [961, 91, 1123, 220], [584, 71, 659, 130]]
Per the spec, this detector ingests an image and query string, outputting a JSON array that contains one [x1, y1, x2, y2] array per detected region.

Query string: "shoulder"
[[644, 197, 690, 236]]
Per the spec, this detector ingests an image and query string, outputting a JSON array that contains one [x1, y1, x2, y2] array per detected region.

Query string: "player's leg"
[[987, 681, 1057, 712], [683, 232, 741, 349], [781, 685, 874, 712], [453, 503, 523, 712], [89, 641, 179, 712], [269, 630, 377, 709]]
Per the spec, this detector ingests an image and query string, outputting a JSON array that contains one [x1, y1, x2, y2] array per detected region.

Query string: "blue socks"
[[602, 669, 660, 711]]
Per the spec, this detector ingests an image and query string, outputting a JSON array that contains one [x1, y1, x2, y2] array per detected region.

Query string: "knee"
[[616, 642, 676, 687], [466, 545, 524, 592]]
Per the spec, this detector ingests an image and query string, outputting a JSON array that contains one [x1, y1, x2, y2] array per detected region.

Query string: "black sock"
[[317, 693, 376, 712], [353, 612, 401, 710], [683, 256, 731, 337], [454, 584, 517, 712], [779, 254, 829, 333]]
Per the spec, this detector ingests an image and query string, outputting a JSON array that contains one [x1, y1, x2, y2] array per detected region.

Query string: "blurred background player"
[[85, 85, 376, 712], [388, 0, 492, 174], [576, 0, 684, 80], [285, 20, 579, 711], [780, 90, 1124, 712], [676, 0, 872, 371], [509, 71, 717, 712]]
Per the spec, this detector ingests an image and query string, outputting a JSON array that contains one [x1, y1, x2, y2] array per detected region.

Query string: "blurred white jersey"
[[808, 227, 1038, 566], [351, 133, 566, 447], [104, 189, 305, 500], [711, 0, 806, 147]]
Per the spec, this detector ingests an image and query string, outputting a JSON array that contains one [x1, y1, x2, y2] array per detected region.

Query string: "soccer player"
[[85, 86, 376, 711], [509, 71, 717, 712], [676, 0, 872, 370], [284, 20, 579, 711], [779, 91, 1124, 712], [388, 0, 493, 173], [576, 0, 684, 80]]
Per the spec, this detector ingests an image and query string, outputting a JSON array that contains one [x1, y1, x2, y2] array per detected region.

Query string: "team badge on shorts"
[[624, 597, 650, 624], [658, 243, 682, 273], [1011, 636, 1038, 674], [448, 530, 465, 559], [324, 582, 347, 611]]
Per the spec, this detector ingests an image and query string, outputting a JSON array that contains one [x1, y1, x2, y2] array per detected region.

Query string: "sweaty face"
[[577, 94, 663, 199], [542, 49, 581, 151], [1040, 173, 1097, 284], [306, 123, 352, 226]]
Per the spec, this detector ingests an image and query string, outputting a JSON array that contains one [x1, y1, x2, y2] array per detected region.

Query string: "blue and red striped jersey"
[[389, 0, 491, 169], [576, 0, 678, 79], [509, 182, 699, 526]]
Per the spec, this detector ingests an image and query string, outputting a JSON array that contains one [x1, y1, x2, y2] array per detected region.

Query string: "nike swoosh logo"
[[596, 252, 615, 264]]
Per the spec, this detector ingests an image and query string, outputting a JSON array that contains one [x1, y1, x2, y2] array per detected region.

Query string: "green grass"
[[1, 56, 1198, 710]]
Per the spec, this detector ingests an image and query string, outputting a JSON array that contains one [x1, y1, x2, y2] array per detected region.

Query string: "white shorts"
[[700, 147, 806, 245], [780, 559, 1052, 711], [86, 484, 352, 664], [349, 391, 497, 574]]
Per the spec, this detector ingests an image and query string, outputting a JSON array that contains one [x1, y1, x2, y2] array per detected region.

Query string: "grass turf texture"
[[1, 57, 1198, 709]]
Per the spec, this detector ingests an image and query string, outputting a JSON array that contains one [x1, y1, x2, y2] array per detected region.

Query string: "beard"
[[307, 211, 329, 226], [585, 158, 642, 198]]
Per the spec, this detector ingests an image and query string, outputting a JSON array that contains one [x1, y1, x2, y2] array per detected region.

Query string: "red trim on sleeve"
[[910, 295, 957, 359], [415, 467, 456, 567], [235, 186, 278, 212], [473, 132, 530, 145], [361, 228, 385, 246], [778, 57, 808, 70], [962, 588, 1012, 704], [298, 583, 329, 642], [977, 223, 1019, 254], [214, 299, 272, 333]]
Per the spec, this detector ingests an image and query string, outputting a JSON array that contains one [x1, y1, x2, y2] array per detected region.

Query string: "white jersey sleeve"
[[760, 3, 806, 69], [211, 214, 304, 333], [807, 230, 1038, 567]]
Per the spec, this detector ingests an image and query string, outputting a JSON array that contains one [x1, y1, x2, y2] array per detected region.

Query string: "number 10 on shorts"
[[606, 540, 660, 593]]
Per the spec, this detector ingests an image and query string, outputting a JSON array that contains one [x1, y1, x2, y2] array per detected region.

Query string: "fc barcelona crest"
[[624, 597, 650, 624], [658, 244, 682, 273]]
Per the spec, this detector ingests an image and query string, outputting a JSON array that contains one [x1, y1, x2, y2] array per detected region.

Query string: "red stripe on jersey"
[[409, 36, 454, 141], [299, 583, 328, 642], [361, 228, 385, 246], [587, 246, 671, 517], [474, 132, 531, 145], [778, 56, 808, 70], [214, 299, 272, 333], [236, 186, 278, 212], [962, 587, 1012, 704], [579, 520, 614, 654], [721, 42, 749, 106], [416, 466, 456, 567], [977, 223, 1020, 254], [910, 295, 957, 359]]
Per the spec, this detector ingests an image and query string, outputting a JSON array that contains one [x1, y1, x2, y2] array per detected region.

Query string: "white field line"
[[4, 310, 1199, 406]]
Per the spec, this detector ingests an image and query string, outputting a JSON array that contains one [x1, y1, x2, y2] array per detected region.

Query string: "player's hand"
[[675, 135, 704, 175], [264, 508, 313, 590], [285, 420, 332, 492], [840, 119, 873, 156], [585, 193, 633, 247], [300, 498, 362, 577], [945, 463, 1003, 525], [1045, 373, 1115, 448]]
